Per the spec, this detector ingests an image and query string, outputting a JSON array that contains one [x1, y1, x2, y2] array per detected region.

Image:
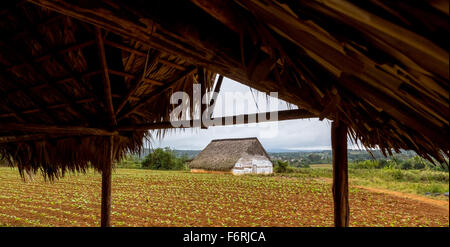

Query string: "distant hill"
[[137, 148, 417, 162]]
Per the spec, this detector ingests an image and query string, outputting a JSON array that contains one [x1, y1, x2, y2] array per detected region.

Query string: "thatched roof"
[[0, 1, 215, 178], [0, 0, 448, 179], [189, 137, 271, 171]]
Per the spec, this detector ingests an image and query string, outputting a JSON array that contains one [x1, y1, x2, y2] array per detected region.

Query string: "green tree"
[[141, 147, 185, 170], [274, 160, 295, 173]]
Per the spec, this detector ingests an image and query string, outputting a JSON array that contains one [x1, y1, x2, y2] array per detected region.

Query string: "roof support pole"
[[331, 119, 349, 227], [197, 67, 207, 129], [101, 136, 113, 227]]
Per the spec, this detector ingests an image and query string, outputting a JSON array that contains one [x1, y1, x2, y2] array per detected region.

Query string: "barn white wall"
[[232, 155, 273, 175]]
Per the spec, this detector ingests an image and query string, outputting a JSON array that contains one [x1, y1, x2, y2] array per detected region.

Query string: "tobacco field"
[[0, 167, 447, 227]]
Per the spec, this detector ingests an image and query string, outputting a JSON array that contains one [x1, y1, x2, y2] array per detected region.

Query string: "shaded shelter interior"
[[0, 0, 448, 179]]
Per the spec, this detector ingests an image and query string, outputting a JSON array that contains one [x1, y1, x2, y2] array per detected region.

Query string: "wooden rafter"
[[95, 27, 117, 126], [117, 66, 197, 122], [115, 50, 162, 115], [0, 133, 74, 144], [103, 40, 147, 57], [104, 39, 187, 70], [0, 133, 49, 144], [108, 70, 165, 86]]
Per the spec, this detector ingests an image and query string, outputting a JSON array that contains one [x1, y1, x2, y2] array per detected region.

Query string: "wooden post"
[[101, 136, 113, 227], [331, 120, 349, 227], [197, 67, 207, 129]]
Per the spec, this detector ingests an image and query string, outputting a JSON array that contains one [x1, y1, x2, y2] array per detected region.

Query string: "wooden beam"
[[101, 135, 113, 227], [0, 133, 76, 144], [108, 70, 137, 79], [103, 40, 147, 57], [156, 59, 186, 71], [197, 67, 207, 129], [331, 119, 349, 227], [117, 66, 197, 122], [0, 123, 118, 136], [104, 40, 186, 70], [95, 27, 117, 126], [0, 134, 48, 144], [108, 70, 165, 86], [117, 109, 316, 131]]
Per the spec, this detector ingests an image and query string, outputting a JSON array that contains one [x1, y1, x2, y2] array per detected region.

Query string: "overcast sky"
[[150, 77, 356, 151]]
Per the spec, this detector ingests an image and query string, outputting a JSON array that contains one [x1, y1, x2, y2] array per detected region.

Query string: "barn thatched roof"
[[189, 137, 271, 171], [0, 0, 448, 179]]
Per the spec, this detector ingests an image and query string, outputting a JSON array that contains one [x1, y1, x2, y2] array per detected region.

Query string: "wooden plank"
[[117, 109, 316, 131], [95, 27, 117, 126], [101, 135, 113, 227], [331, 119, 349, 227]]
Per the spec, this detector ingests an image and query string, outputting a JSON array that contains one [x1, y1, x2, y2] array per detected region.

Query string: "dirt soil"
[[0, 168, 448, 227], [318, 177, 449, 211]]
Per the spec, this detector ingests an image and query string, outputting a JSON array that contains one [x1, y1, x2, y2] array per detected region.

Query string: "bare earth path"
[[318, 177, 449, 213]]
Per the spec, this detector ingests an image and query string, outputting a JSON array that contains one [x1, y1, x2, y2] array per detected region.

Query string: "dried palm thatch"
[[0, 1, 216, 179], [189, 137, 270, 171], [0, 0, 448, 181]]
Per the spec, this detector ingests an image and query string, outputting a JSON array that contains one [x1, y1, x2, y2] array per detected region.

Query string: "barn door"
[[252, 161, 257, 173]]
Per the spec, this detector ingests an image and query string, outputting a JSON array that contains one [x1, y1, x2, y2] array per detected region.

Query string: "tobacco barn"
[[189, 137, 273, 175], [0, 1, 448, 227]]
